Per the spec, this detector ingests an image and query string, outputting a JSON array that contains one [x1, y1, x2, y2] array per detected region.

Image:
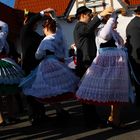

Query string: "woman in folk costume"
[[0, 20, 24, 126], [20, 13, 79, 103], [76, 11, 134, 128]]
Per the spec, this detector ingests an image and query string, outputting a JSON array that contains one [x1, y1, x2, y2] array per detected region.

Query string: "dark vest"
[[100, 38, 117, 48]]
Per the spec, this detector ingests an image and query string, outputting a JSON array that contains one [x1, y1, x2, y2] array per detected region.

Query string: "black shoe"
[[31, 119, 45, 127], [31, 115, 48, 127], [84, 118, 108, 129], [56, 109, 70, 121], [31, 119, 40, 126], [85, 122, 99, 129], [6, 117, 21, 124], [98, 119, 108, 128], [0, 121, 6, 127], [107, 120, 126, 129]]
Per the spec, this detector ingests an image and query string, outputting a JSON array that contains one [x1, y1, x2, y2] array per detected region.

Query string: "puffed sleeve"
[[35, 40, 46, 60], [97, 14, 117, 40], [35, 37, 55, 60]]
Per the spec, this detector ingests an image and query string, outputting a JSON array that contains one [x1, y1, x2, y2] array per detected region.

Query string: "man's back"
[[126, 16, 140, 62], [20, 14, 43, 75]]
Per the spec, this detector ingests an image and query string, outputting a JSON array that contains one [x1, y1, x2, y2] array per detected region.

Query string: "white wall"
[[58, 19, 76, 48], [117, 13, 134, 42], [57, 19, 77, 56]]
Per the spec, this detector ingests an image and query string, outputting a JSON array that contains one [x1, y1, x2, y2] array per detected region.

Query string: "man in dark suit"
[[126, 5, 140, 107], [73, 6, 113, 128]]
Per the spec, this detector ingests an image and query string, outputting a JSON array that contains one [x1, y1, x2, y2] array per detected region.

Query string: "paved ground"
[[0, 99, 140, 140]]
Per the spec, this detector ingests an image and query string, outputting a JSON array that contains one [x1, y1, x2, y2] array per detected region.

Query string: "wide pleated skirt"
[[76, 48, 131, 105], [20, 57, 79, 100], [0, 57, 24, 95]]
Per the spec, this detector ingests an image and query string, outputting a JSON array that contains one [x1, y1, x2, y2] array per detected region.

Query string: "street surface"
[[0, 99, 140, 140]]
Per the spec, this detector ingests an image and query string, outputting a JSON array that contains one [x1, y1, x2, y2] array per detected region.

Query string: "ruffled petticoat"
[[0, 57, 24, 95], [76, 47, 132, 105], [20, 56, 79, 100]]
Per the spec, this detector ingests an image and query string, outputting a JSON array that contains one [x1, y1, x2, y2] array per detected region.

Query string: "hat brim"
[[133, 6, 140, 12], [75, 9, 92, 18], [134, 9, 140, 12]]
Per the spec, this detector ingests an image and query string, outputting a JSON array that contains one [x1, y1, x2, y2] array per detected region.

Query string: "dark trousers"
[[134, 81, 140, 107], [82, 103, 101, 126], [26, 96, 46, 120], [129, 57, 140, 107], [76, 67, 101, 126]]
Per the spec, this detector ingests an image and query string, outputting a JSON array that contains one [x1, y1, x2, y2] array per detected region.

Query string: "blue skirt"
[[20, 57, 79, 99]]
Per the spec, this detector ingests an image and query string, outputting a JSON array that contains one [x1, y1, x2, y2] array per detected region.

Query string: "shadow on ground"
[[0, 100, 140, 140]]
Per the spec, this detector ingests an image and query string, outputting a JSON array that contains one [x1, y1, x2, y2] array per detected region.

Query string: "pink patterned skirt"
[[76, 47, 130, 105]]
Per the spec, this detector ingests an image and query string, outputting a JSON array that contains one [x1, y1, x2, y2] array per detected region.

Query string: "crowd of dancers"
[[0, 5, 140, 130]]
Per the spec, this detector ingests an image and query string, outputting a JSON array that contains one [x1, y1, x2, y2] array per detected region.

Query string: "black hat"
[[75, 6, 92, 18], [134, 5, 140, 12]]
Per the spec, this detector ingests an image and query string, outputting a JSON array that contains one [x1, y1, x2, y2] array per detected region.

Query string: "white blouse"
[[96, 14, 124, 50]]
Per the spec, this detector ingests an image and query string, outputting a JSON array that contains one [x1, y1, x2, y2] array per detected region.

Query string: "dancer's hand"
[[99, 7, 114, 17]]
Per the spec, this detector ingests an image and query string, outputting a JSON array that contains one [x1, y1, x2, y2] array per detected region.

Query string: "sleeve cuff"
[[97, 14, 103, 20], [40, 11, 45, 16]]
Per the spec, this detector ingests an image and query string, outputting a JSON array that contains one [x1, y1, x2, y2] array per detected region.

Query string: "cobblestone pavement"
[[0, 99, 140, 140]]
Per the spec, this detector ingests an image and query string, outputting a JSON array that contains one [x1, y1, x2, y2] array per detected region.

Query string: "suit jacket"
[[20, 13, 43, 75], [73, 15, 101, 77], [126, 16, 140, 80]]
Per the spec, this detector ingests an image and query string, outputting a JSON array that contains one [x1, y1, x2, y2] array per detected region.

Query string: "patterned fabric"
[[0, 58, 24, 84], [20, 57, 79, 98], [76, 48, 130, 105], [0, 21, 24, 95], [0, 58, 24, 95]]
